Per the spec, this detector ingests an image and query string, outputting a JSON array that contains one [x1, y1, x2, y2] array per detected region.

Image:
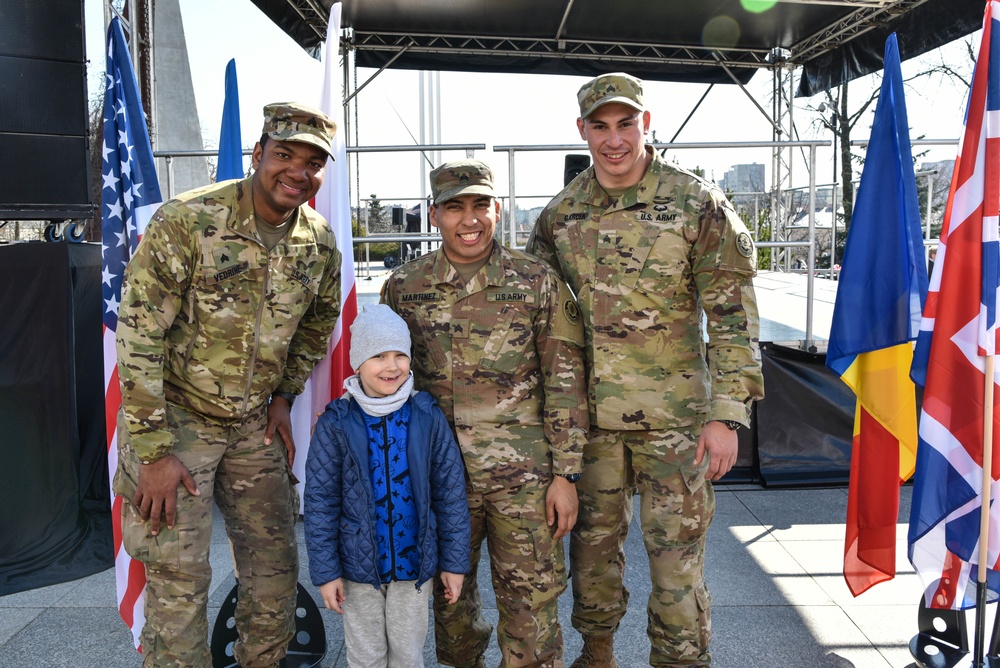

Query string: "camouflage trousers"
[[570, 427, 714, 667], [434, 482, 566, 668], [113, 402, 299, 668]]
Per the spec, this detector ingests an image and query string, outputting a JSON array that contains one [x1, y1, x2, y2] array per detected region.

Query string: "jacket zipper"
[[382, 416, 397, 580], [240, 252, 269, 413]]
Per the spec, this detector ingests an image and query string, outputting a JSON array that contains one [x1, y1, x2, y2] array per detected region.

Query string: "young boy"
[[304, 304, 471, 667]]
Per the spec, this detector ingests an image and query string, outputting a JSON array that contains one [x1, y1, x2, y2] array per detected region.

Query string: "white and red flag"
[[289, 1, 358, 491]]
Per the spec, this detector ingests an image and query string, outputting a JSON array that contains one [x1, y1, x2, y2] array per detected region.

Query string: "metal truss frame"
[[281, 0, 932, 74], [103, 0, 155, 137], [348, 32, 772, 71], [791, 0, 934, 64]]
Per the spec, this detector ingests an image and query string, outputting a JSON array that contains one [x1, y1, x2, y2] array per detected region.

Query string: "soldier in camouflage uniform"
[[114, 102, 342, 667], [381, 159, 588, 668], [525, 74, 765, 667]]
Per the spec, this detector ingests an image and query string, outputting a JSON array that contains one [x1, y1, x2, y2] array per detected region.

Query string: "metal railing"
[[150, 138, 958, 352]]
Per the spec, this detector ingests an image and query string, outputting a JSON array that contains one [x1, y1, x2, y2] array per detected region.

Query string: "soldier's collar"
[[431, 241, 505, 289]]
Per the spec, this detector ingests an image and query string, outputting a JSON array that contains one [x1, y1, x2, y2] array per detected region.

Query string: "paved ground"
[[0, 486, 935, 667]]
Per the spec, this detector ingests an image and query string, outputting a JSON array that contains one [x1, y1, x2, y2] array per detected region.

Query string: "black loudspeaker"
[[564, 154, 591, 186], [391, 206, 404, 228], [0, 0, 92, 220]]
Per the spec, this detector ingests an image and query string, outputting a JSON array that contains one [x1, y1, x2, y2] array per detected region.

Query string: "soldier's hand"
[[546, 476, 579, 539], [696, 421, 738, 481], [440, 572, 464, 605], [265, 396, 296, 466], [134, 454, 199, 536]]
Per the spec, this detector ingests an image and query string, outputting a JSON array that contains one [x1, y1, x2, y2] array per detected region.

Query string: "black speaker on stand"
[[0, 0, 92, 223], [564, 154, 591, 186]]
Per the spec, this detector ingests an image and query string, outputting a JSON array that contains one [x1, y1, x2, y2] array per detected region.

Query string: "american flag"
[[908, 0, 1000, 610], [101, 17, 162, 648], [288, 1, 358, 493]]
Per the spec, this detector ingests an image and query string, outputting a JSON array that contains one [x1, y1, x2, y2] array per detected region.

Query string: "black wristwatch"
[[556, 472, 582, 484], [716, 420, 742, 431], [271, 391, 297, 407]]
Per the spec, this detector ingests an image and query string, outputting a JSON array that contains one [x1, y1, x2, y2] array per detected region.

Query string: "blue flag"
[[217, 58, 243, 181], [827, 32, 927, 373]]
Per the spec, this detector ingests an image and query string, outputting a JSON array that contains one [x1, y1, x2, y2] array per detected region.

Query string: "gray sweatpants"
[[343, 579, 432, 667]]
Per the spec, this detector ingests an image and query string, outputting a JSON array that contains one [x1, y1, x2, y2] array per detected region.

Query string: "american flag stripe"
[[908, 0, 1000, 610], [101, 17, 163, 647]]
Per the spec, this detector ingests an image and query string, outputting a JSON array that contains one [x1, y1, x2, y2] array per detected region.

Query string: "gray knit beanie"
[[349, 304, 412, 370]]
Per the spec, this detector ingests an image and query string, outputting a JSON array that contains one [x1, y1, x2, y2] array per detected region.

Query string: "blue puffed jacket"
[[304, 391, 471, 589]]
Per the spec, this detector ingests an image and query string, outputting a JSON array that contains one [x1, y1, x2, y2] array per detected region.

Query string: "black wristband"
[[556, 472, 582, 483]]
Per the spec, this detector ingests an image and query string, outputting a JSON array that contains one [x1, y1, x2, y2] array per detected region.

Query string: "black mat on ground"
[[755, 343, 854, 487], [0, 242, 112, 594]]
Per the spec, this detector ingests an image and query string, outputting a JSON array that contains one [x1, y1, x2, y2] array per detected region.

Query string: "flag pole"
[[974, 353, 995, 666]]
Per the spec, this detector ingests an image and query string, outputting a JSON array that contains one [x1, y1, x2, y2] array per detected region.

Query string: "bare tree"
[[807, 37, 975, 263], [921, 36, 976, 90], [812, 82, 880, 238]]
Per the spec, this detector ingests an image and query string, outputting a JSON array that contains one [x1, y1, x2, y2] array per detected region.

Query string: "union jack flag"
[[101, 17, 162, 648], [908, 0, 1000, 609]]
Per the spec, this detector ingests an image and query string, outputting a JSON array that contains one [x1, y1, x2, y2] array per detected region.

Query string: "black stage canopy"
[[250, 0, 984, 96]]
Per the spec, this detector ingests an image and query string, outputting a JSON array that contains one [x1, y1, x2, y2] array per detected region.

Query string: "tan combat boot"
[[570, 635, 617, 668]]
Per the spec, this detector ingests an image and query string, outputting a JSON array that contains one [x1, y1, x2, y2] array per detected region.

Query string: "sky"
[[83, 0, 974, 212]]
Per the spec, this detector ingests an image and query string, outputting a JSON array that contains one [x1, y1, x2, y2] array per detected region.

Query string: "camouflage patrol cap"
[[577, 72, 644, 119], [429, 159, 495, 204], [261, 102, 337, 159]]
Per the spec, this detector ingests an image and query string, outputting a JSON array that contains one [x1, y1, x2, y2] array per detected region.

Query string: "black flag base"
[[910, 594, 969, 668], [211, 581, 326, 668]]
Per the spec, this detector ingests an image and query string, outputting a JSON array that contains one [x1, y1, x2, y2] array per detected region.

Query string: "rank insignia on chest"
[[400, 292, 441, 303], [212, 245, 246, 269]]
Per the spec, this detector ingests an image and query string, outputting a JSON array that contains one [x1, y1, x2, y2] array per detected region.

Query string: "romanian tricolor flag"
[[826, 33, 928, 597]]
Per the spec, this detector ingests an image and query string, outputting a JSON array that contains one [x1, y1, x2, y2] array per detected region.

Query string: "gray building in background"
[[918, 159, 954, 233], [719, 162, 765, 195]]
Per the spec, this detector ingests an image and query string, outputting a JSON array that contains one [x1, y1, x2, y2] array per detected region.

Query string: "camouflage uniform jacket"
[[381, 242, 588, 493], [526, 149, 764, 432], [117, 175, 342, 463]]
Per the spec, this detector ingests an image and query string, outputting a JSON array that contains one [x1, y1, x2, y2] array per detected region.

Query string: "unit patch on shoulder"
[[563, 299, 580, 325], [736, 232, 754, 258]]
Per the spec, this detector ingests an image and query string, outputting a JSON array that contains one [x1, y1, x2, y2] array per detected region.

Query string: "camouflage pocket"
[[273, 251, 324, 322], [635, 255, 682, 300], [680, 456, 708, 496], [479, 308, 530, 374], [414, 310, 450, 372], [199, 269, 258, 319], [525, 516, 567, 609], [113, 463, 182, 569]]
